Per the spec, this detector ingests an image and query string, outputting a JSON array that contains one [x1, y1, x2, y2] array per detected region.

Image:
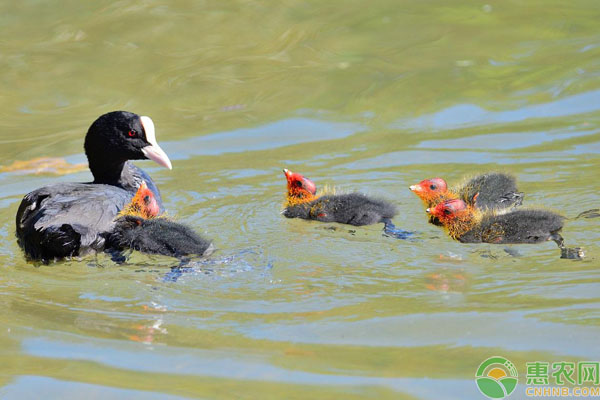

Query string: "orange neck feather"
[[285, 187, 319, 207], [439, 206, 480, 240], [119, 193, 156, 219]]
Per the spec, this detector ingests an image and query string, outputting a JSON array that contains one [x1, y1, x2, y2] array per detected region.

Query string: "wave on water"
[[162, 247, 274, 283]]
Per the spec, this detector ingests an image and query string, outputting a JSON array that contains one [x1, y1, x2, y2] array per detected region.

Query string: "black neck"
[[88, 154, 128, 185]]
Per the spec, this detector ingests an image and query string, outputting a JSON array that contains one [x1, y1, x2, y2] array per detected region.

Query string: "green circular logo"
[[475, 356, 518, 399]]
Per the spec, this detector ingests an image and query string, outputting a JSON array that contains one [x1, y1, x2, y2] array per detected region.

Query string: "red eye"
[[128, 130, 137, 137]]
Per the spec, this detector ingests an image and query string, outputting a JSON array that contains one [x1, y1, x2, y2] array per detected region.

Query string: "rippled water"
[[1, 1, 599, 399]]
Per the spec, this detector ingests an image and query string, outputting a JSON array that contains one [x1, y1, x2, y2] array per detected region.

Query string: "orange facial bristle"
[[119, 181, 160, 219], [283, 168, 319, 206], [427, 199, 479, 239]]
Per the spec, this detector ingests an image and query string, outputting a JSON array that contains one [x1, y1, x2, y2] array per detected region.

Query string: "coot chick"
[[410, 172, 523, 225], [282, 169, 397, 226], [118, 181, 160, 219], [106, 216, 213, 258], [427, 199, 584, 259], [16, 111, 172, 263], [458, 172, 524, 210], [409, 177, 452, 226], [106, 184, 213, 259]]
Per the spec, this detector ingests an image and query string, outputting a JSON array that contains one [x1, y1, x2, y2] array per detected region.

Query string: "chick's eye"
[[430, 184, 437, 190], [294, 180, 303, 188], [143, 195, 150, 205], [128, 130, 137, 138], [444, 209, 451, 215]]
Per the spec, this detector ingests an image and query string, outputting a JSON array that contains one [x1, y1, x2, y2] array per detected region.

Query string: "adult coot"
[[15, 111, 172, 263]]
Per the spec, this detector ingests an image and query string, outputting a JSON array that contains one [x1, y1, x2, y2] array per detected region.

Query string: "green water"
[[1, 1, 599, 399]]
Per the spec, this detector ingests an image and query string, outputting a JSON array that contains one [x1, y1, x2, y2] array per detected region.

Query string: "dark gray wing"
[[16, 183, 132, 261]]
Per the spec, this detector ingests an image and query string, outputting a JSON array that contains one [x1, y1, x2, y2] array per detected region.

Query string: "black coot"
[[15, 111, 172, 263]]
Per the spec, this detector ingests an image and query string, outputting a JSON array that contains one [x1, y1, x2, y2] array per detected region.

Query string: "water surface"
[[1, 1, 599, 399]]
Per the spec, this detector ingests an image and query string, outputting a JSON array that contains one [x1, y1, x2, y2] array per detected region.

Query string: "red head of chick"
[[283, 168, 317, 206], [427, 198, 470, 225], [409, 178, 449, 206], [426, 198, 480, 240], [120, 181, 160, 219]]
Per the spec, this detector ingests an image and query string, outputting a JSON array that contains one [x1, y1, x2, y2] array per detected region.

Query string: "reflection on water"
[[1, 376, 190, 400], [163, 118, 365, 159], [1, 0, 599, 399], [395, 89, 600, 131]]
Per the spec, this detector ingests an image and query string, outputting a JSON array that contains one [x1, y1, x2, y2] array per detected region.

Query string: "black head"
[[84, 111, 172, 183]]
